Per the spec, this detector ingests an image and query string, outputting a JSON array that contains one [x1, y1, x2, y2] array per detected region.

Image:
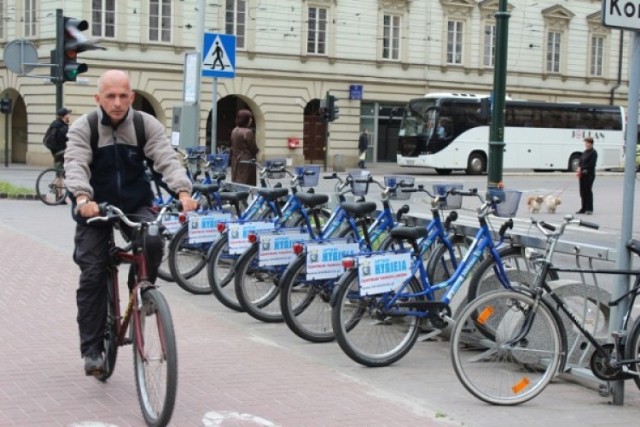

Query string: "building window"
[[447, 20, 463, 65], [483, 23, 496, 68], [24, 0, 36, 37], [590, 35, 604, 77], [546, 31, 561, 73], [225, 0, 246, 49], [382, 14, 400, 60], [307, 6, 327, 55], [149, 0, 171, 42], [92, 0, 115, 38]]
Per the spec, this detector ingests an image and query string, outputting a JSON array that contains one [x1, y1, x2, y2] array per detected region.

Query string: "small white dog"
[[527, 195, 544, 214], [545, 195, 562, 214]]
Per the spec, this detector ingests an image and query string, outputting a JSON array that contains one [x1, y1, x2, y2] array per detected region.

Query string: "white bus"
[[397, 93, 625, 175]]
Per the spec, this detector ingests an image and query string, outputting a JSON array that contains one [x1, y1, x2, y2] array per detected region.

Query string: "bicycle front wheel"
[[207, 233, 243, 311], [466, 246, 558, 304], [625, 314, 640, 390], [35, 168, 67, 205], [167, 223, 212, 294], [96, 273, 118, 382], [450, 289, 563, 405], [235, 243, 284, 322], [133, 287, 177, 427], [280, 254, 335, 342], [331, 269, 423, 367]]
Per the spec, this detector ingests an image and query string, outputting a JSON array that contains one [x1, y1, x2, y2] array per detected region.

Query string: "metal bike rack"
[[406, 211, 620, 392]]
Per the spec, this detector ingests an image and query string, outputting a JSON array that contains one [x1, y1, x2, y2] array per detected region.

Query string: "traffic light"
[[58, 16, 105, 82], [0, 97, 12, 115], [62, 17, 88, 82], [326, 93, 340, 122]]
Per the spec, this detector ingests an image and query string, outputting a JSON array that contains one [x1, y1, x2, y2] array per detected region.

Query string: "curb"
[[0, 193, 38, 200]]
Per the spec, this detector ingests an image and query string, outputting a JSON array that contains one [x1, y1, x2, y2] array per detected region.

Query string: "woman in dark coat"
[[230, 109, 259, 186]]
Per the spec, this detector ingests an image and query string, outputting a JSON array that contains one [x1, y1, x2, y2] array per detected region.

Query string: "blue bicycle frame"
[[374, 207, 514, 319]]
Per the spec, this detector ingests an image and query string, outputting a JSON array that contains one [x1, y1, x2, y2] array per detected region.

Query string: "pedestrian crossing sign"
[[202, 33, 236, 79]]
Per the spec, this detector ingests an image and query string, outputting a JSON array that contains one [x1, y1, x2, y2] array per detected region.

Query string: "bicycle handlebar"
[[323, 172, 355, 195], [531, 215, 600, 239], [578, 219, 599, 230], [87, 201, 183, 229]]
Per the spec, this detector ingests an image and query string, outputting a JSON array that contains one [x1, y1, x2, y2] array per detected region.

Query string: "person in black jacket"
[[46, 107, 72, 165], [576, 137, 597, 215], [358, 129, 369, 169]]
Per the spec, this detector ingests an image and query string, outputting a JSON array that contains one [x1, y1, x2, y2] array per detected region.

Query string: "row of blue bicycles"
[[157, 150, 640, 407], [159, 151, 531, 353]]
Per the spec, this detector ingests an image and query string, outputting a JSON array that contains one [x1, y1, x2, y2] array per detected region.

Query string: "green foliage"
[[0, 181, 35, 196]]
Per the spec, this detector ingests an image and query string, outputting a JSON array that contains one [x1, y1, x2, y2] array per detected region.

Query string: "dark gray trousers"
[[73, 205, 162, 357]]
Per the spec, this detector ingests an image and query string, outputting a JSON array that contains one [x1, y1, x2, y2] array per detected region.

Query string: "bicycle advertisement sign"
[[357, 251, 413, 296], [188, 212, 233, 243], [258, 229, 310, 267], [306, 240, 360, 280], [227, 221, 276, 254]]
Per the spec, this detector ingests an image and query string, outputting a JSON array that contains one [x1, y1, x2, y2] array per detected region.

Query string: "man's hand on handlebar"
[[76, 199, 101, 218], [178, 192, 198, 213]]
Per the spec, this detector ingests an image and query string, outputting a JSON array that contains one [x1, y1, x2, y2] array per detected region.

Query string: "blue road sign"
[[349, 84, 363, 100], [202, 33, 236, 78]]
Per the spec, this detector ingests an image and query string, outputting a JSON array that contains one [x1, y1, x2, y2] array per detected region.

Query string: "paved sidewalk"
[[2, 196, 640, 426], [2, 163, 640, 426]]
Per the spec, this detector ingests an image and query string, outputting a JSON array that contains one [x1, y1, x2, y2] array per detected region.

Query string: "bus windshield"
[[398, 98, 440, 156]]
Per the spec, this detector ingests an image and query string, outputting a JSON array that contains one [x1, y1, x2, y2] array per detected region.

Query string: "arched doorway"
[[133, 93, 157, 117], [303, 100, 326, 162], [206, 95, 252, 153], [1, 91, 28, 164]]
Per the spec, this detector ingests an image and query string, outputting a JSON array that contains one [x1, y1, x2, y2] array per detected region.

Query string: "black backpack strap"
[[133, 110, 146, 150], [88, 111, 99, 153]]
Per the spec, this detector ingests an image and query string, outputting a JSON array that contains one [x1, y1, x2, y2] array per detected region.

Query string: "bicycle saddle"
[[389, 225, 429, 241], [218, 191, 250, 203], [296, 192, 329, 208], [340, 201, 377, 217], [256, 187, 289, 201]]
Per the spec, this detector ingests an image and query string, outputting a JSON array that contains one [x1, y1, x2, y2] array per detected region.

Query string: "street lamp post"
[[487, 0, 510, 189]]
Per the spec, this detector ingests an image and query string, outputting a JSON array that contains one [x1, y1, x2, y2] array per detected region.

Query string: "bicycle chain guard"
[[589, 344, 629, 381]]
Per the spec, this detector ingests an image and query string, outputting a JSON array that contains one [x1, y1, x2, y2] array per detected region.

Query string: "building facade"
[[0, 0, 631, 167]]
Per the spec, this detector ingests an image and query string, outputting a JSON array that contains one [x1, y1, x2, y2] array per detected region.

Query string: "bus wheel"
[[435, 168, 452, 175], [466, 152, 486, 175], [568, 153, 581, 172]]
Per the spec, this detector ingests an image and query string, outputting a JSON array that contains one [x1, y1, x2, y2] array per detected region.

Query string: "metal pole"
[[55, 9, 63, 112], [4, 110, 8, 167], [324, 91, 329, 172], [193, 0, 205, 146], [609, 31, 640, 406], [487, 0, 510, 189], [323, 122, 329, 172], [211, 77, 218, 153]]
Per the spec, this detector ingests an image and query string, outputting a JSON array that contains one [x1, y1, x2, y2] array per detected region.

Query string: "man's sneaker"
[[84, 352, 104, 376]]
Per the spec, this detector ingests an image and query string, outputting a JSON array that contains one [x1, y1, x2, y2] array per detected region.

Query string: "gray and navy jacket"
[[64, 107, 192, 221]]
